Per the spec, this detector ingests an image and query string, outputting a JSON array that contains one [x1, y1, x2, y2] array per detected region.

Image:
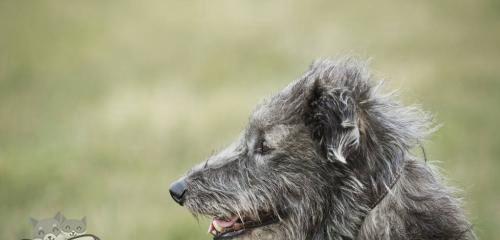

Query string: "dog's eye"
[[255, 138, 271, 155]]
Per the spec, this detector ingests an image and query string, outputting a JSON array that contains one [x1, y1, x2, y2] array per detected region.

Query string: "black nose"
[[170, 178, 187, 205]]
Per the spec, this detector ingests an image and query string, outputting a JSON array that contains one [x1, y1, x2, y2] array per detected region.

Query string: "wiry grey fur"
[[175, 58, 475, 240]]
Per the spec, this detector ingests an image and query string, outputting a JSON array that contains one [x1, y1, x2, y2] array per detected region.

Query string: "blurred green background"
[[1, 0, 499, 239]]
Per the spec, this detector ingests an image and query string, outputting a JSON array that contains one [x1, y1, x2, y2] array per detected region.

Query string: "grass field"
[[1, 0, 499, 239]]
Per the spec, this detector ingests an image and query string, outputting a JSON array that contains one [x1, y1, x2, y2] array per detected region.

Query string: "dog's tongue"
[[208, 216, 239, 234], [214, 216, 238, 228]]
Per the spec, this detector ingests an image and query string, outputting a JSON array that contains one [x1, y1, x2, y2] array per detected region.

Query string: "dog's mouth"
[[207, 212, 280, 239]]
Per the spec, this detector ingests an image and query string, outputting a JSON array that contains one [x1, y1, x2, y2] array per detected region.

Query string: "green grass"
[[1, 0, 499, 239]]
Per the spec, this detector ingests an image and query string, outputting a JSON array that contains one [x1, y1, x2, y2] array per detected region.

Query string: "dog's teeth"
[[208, 223, 215, 233]]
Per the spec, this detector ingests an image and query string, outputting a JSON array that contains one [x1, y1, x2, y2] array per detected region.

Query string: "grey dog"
[[170, 58, 475, 240]]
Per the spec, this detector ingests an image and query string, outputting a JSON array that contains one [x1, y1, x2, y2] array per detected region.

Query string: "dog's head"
[[169, 58, 432, 239]]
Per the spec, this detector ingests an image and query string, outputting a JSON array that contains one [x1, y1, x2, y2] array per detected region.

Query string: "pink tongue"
[[213, 216, 239, 228]]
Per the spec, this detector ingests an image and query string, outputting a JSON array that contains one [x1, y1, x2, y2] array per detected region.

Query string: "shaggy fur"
[[171, 58, 475, 240]]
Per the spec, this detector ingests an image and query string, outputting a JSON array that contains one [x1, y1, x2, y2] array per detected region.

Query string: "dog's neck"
[[365, 146, 407, 207], [314, 146, 407, 239]]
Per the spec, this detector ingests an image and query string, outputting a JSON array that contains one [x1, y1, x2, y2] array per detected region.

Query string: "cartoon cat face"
[[30, 213, 62, 240], [59, 216, 87, 238]]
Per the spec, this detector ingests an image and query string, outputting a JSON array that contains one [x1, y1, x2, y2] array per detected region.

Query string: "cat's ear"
[[81, 216, 86, 225], [54, 212, 64, 222], [30, 218, 38, 227]]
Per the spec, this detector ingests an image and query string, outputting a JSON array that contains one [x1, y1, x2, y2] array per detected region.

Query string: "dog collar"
[[355, 164, 404, 239], [369, 167, 403, 210]]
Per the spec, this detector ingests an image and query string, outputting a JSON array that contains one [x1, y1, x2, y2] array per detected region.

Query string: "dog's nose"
[[170, 178, 187, 205]]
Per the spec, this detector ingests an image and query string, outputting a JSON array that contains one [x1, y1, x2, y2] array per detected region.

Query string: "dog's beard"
[[185, 199, 284, 239]]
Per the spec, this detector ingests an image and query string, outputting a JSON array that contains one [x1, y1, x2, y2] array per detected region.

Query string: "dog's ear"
[[304, 59, 366, 164], [305, 82, 360, 163], [298, 58, 434, 164]]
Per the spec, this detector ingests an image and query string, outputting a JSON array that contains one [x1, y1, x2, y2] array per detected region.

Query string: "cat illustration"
[[59, 215, 87, 239], [30, 212, 63, 240]]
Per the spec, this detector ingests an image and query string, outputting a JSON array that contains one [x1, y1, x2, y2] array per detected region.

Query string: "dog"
[[169, 58, 475, 240]]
